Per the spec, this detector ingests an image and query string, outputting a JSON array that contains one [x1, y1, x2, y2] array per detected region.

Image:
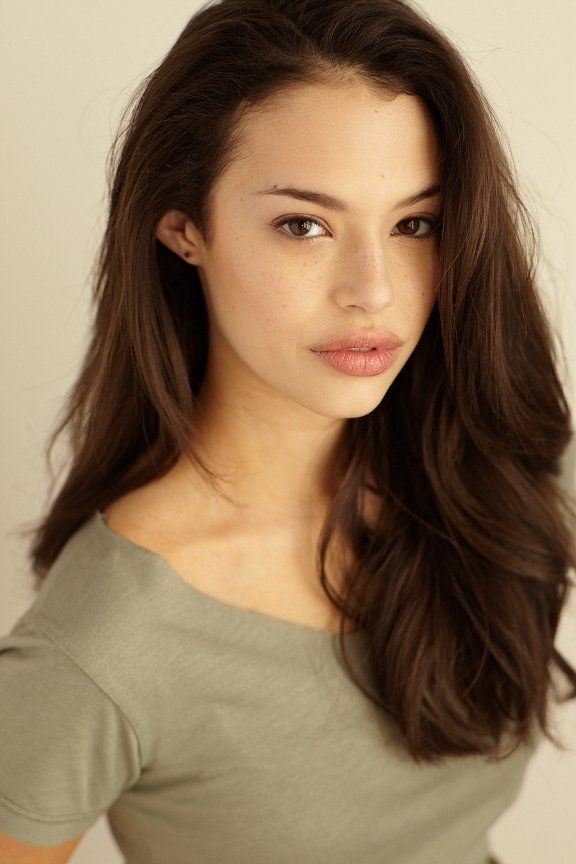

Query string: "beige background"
[[1, 1, 575, 861]]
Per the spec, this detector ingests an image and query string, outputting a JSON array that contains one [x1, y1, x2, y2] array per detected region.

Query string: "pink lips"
[[311, 346, 401, 376], [310, 329, 404, 376], [310, 329, 403, 352]]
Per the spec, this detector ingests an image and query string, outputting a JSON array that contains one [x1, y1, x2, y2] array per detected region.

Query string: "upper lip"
[[311, 329, 404, 352]]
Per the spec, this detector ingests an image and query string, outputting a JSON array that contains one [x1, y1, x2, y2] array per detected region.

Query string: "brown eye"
[[286, 218, 315, 237], [399, 218, 420, 235], [273, 215, 327, 242], [392, 217, 438, 238]]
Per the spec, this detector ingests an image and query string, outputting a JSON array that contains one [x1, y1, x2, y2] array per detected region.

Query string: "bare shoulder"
[[103, 485, 162, 547], [101, 474, 351, 634], [102, 461, 219, 550], [101, 470, 241, 583]]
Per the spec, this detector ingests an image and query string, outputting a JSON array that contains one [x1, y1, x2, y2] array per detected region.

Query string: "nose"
[[335, 234, 395, 313]]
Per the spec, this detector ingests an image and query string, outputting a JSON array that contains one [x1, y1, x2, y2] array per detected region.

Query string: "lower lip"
[[310, 347, 400, 376]]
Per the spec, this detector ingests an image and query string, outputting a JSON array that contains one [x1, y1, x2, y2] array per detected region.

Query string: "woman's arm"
[[0, 829, 84, 864]]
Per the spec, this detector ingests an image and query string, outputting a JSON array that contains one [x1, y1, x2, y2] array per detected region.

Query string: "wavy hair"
[[23, 0, 576, 764]]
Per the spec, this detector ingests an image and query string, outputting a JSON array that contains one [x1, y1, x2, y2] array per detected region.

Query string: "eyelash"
[[271, 214, 441, 244]]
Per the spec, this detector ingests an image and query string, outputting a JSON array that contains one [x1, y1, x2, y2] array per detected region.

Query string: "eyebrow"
[[254, 183, 442, 211]]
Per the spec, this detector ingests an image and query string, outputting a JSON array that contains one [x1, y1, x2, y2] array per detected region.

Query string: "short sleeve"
[[0, 614, 141, 845]]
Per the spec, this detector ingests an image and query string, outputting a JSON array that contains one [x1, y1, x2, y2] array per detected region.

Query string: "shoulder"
[[102, 468, 220, 554], [102, 484, 175, 554], [0, 615, 141, 844], [18, 500, 184, 717]]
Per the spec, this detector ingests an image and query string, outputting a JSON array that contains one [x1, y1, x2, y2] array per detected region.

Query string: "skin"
[[152, 79, 441, 537]]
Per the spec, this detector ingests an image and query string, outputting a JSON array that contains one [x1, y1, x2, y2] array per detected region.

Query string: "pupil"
[[291, 219, 310, 235]]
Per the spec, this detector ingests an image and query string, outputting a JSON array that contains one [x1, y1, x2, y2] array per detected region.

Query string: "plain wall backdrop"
[[1, 1, 575, 862]]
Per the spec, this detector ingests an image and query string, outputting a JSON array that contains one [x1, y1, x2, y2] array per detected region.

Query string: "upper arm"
[[0, 829, 84, 863], [0, 615, 141, 849]]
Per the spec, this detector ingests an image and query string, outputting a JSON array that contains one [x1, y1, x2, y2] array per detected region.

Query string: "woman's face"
[[180, 80, 441, 422]]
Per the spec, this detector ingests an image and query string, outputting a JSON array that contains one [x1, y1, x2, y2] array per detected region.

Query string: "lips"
[[311, 329, 403, 352]]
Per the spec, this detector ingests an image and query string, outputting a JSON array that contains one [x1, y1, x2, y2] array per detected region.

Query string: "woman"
[[1, 0, 575, 862]]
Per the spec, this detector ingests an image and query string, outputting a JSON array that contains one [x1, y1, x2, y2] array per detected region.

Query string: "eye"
[[272, 216, 327, 243], [271, 214, 441, 243], [391, 216, 440, 239]]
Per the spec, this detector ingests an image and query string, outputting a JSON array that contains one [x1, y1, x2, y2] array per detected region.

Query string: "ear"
[[155, 209, 204, 264]]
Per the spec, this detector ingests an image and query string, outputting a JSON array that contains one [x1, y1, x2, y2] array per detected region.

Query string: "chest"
[[156, 527, 357, 634], [106, 627, 536, 864]]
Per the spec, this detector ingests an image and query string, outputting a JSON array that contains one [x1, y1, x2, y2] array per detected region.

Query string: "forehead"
[[227, 82, 440, 209]]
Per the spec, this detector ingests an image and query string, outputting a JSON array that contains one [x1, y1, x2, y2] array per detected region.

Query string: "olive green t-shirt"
[[0, 510, 541, 863]]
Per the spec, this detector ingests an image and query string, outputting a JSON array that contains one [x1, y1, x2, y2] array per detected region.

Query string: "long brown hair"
[[22, 0, 576, 764]]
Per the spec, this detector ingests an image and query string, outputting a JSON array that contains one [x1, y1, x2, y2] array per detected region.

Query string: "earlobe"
[[155, 210, 198, 262], [182, 219, 203, 264]]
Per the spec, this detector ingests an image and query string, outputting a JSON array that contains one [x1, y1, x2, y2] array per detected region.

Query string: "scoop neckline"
[[92, 510, 364, 641]]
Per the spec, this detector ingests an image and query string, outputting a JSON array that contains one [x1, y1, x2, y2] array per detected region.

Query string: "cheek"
[[216, 256, 309, 354], [399, 249, 439, 308]]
